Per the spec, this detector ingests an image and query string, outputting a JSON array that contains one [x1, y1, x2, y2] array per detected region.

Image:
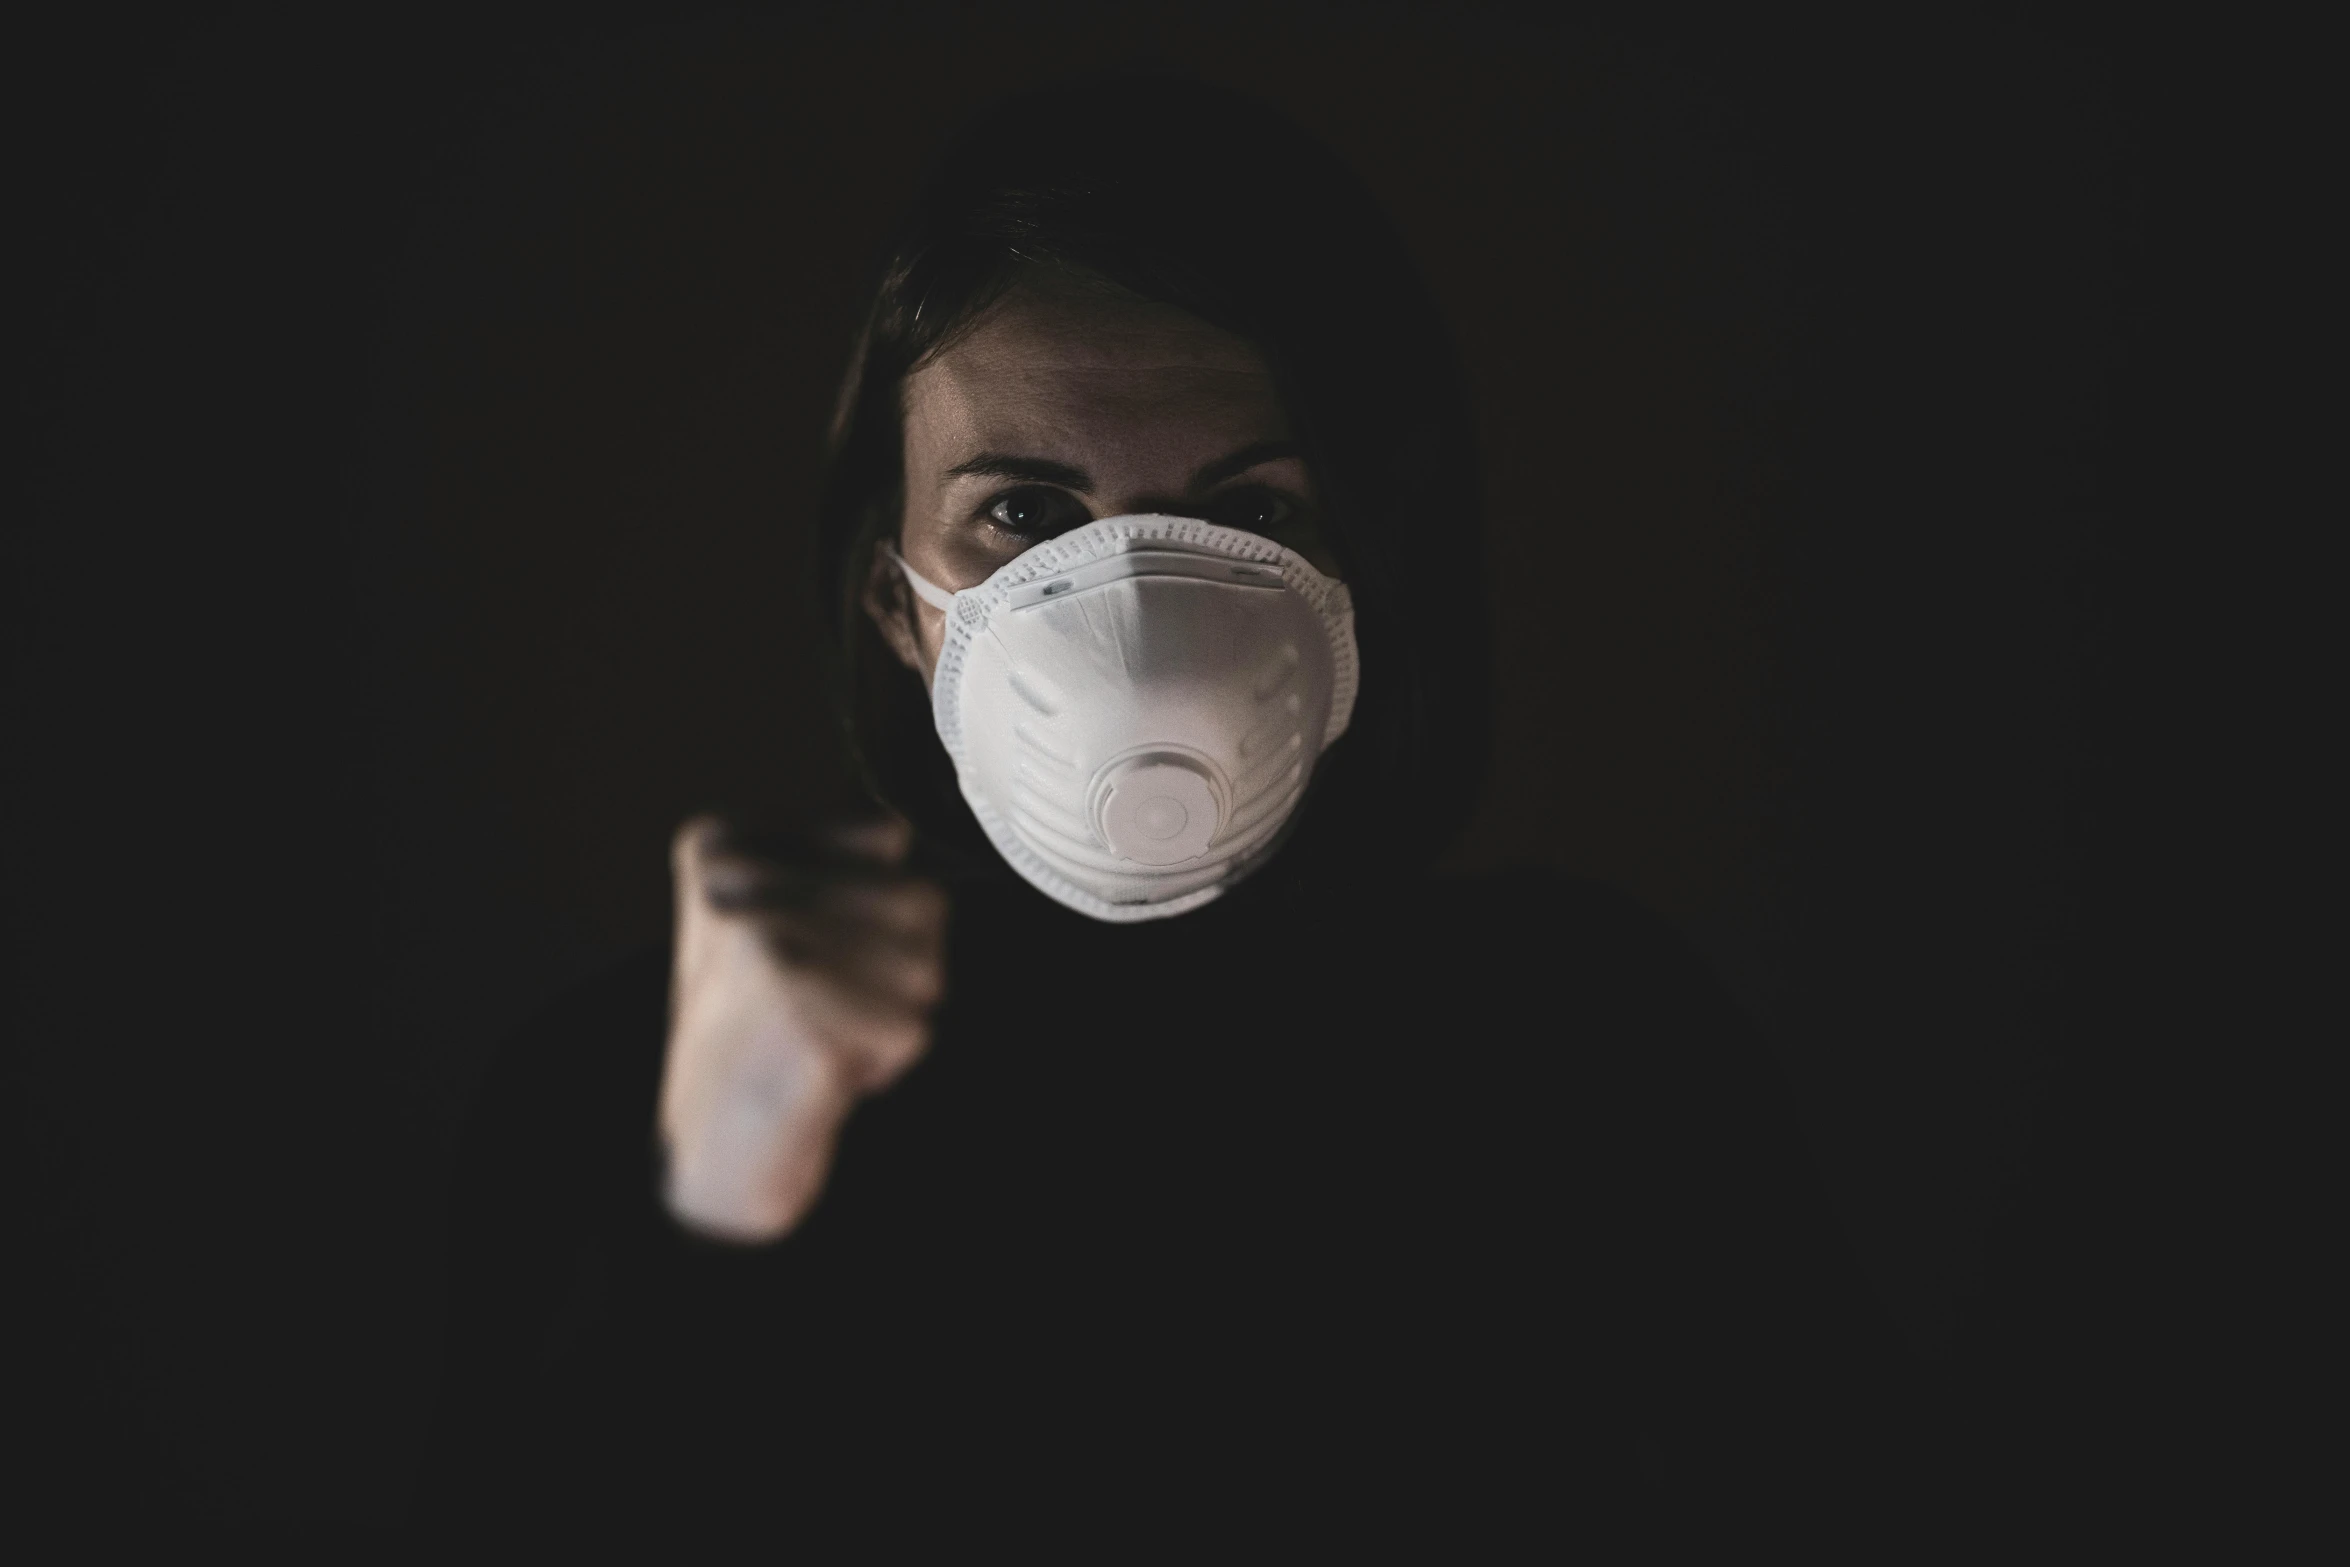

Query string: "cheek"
[[914, 608, 946, 688], [930, 526, 1031, 595]]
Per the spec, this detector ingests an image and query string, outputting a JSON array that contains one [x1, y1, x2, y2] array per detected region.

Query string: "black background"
[[12, 0, 2218, 1543]]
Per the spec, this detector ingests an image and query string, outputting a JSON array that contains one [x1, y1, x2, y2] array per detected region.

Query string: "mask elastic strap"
[[883, 544, 958, 612]]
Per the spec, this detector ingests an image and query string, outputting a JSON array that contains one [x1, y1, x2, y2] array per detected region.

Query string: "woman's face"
[[867, 269, 1337, 687]]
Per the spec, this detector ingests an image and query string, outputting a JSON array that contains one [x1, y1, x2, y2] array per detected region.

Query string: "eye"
[[1202, 487, 1298, 536], [983, 486, 1090, 540]]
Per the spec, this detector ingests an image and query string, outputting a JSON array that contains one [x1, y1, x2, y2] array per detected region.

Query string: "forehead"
[[903, 275, 1287, 456]]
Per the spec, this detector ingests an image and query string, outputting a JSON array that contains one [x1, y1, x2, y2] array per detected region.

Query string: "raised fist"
[[655, 814, 948, 1243]]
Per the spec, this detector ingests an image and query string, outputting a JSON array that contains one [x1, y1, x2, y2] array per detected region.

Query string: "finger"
[[692, 839, 933, 917], [700, 814, 912, 874], [787, 975, 933, 1093], [700, 855, 831, 914], [817, 814, 914, 867], [673, 813, 729, 886], [713, 878, 947, 966], [750, 911, 945, 1010], [679, 813, 880, 884], [824, 938, 947, 1011], [812, 877, 949, 945]]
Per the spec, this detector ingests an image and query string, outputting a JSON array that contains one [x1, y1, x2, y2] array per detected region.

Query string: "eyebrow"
[[942, 439, 1302, 494]]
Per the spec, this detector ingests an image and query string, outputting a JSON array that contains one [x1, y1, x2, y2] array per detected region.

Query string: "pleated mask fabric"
[[893, 514, 1358, 922]]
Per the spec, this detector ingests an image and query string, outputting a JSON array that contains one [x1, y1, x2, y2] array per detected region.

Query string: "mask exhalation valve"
[[1093, 752, 1224, 866]]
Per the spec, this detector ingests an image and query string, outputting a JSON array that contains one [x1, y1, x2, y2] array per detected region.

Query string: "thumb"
[[669, 814, 742, 1000], [672, 814, 736, 910]]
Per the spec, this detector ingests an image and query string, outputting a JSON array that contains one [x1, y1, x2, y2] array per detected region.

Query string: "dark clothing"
[[417, 864, 1926, 1553]]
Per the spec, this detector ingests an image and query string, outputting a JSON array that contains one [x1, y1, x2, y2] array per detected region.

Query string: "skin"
[[659, 271, 1329, 1242], [867, 267, 1338, 682]]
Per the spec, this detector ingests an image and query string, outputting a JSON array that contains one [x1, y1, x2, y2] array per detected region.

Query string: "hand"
[[656, 813, 948, 1244]]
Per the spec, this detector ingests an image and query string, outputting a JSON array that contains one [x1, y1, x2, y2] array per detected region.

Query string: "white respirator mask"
[[890, 514, 1358, 922]]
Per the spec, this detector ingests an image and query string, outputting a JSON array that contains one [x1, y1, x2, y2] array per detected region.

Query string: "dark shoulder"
[[1409, 866, 1712, 994], [1417, 864, 1659, 940], [489, 943, 668, 1095], [506, 942, 672, 1053], [1402, 866, 1778, 1102]]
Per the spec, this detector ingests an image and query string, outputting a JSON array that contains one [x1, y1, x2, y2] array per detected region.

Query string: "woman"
[[419, 68, 1926, 1552]]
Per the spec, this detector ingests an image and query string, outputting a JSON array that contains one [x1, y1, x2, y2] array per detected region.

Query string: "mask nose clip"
[[1090, 750, 1227, 866]]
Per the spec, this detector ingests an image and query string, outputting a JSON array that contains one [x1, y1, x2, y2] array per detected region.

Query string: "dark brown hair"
[[813, 66, 1490, 885]]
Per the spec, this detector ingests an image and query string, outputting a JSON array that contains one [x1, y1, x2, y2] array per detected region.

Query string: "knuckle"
[[907, 960, 947, 1008], [874, 1017, 929, 1070], [826, 882, 890, 921]]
